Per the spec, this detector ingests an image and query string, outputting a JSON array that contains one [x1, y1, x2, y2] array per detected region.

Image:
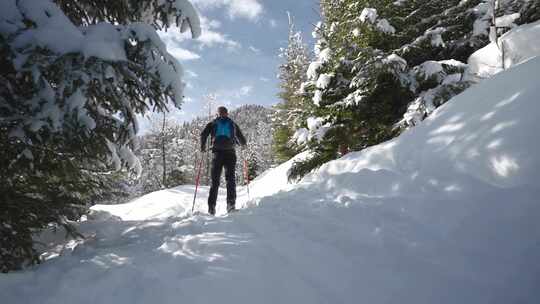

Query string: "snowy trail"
[[2, 182, 538, 304], [0, 186, 367, 304]]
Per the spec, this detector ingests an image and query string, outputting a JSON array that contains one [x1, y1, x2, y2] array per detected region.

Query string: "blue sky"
[[141, 0, 319, 131]]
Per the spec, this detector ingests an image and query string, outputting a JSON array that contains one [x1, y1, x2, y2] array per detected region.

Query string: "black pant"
[[208, 150, 237, 208]]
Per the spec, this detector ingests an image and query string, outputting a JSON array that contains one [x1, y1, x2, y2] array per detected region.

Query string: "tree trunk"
[[162, 112, 167, 188]]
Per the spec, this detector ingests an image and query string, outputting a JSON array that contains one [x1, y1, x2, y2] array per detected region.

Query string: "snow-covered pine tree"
[[135, 114, 186, 195], [394, 0, 540, 127], [289, 0, 409, 181], [272, 13, 312, 163], [179, 116, 209, 184], [288, 0, 539, 181], [229, 105, 274, 182], [0, 0, 200, 272]]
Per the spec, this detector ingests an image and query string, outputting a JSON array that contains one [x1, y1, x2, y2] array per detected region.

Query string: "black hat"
[[217, 106, 228, 114]]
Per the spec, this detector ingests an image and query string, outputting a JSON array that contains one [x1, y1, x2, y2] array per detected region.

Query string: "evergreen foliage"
[[272, 14, 312, 163], [136, 115, 187, 195], [0, 0, 199, 272], [231, 105, 275, 180]]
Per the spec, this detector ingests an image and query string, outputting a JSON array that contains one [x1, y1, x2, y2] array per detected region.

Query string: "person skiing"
[[200, 106, 247, 215]]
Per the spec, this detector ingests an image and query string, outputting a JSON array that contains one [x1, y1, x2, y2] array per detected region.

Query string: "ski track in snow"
[[2, 182, 539, 304]]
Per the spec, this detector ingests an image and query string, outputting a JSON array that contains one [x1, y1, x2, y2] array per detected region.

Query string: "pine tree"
[[0, 0, 200, 272], [289, 0, 408, 181], [288, 0, 539, 181], [136, 114, 186, 194], [229, 105, 275, 182], [272, 13, 312, 163]]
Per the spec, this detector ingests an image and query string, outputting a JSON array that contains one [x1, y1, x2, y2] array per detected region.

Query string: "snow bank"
[[307, 56, 540, 189], [256, 55, 540, 304], [247, 151, 310, 200], [468, 20, 540, 77], [92, 186, 196, 221]]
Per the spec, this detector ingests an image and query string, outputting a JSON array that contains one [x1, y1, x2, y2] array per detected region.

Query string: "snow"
[[413, 60, 444, 79], [358, 8, 395, 34], [2, 0, 201, 169], [2, 54, 540, 304], [400, 57, 468, 127], [293, 117, 331, 143], [170, 0, 202, 38], [248, 151, 311, 199], [359, 8, 378, 23], [318, 48, 332, 63], [442, 73, 462, 85], [13, 0, 84, 55], [384, 53, 407, 70], [313, 89, 323, 106], [307, 49, 331, 82], [426, 27, 445, 47], [94, 186, 198, 221], [307, 61, 323, 80], [66, 89, 96, 130], [468, 42, 503, 77], [316, 73, 332, 89], [293, 127, 309, 145], [82, 23, 127, 61], [496, 12, 520, 28], [106, 140, 123, 171], [468, 20, 540, 78], [4, 0, 200, 65], [118, 146, 143, 178], [376, 18, 396, 34], [0, 0, 22, 34], [473, 18, 490, 36], [438, 59, 467, 68]]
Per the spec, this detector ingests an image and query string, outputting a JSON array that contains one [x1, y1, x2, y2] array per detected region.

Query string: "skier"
[[200, 106, 247, 215]]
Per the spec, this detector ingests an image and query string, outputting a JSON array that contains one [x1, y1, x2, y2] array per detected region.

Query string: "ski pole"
[[243, 155, 250, 201], [191, 157, 203, 213]]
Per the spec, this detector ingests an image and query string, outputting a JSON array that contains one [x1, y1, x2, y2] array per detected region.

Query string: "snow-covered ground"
[[468, 20, 540, 78], [2, 46, 540, 304]]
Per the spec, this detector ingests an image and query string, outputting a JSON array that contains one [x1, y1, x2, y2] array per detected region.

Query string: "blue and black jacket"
[[200, 117, 247, 152]]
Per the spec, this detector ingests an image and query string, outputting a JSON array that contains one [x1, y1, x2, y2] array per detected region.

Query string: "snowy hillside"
[[2, 57, 540, 303]]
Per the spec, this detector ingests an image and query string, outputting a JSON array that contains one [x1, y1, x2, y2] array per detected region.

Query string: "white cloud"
[[248, 45, 261, 54], [198, 28, 240, 49], [168, 47, 201, 60], [191, 16, 241, 49], [259, 77, 270, 82], [236, 85, 253, 97], [216, 85, 253, 102], [158, 16, 241, 51], [269, 19, 278, 28], [159, 31, 201, 61], [191, 0, 264, 21], [186, 70, 199, 78]]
